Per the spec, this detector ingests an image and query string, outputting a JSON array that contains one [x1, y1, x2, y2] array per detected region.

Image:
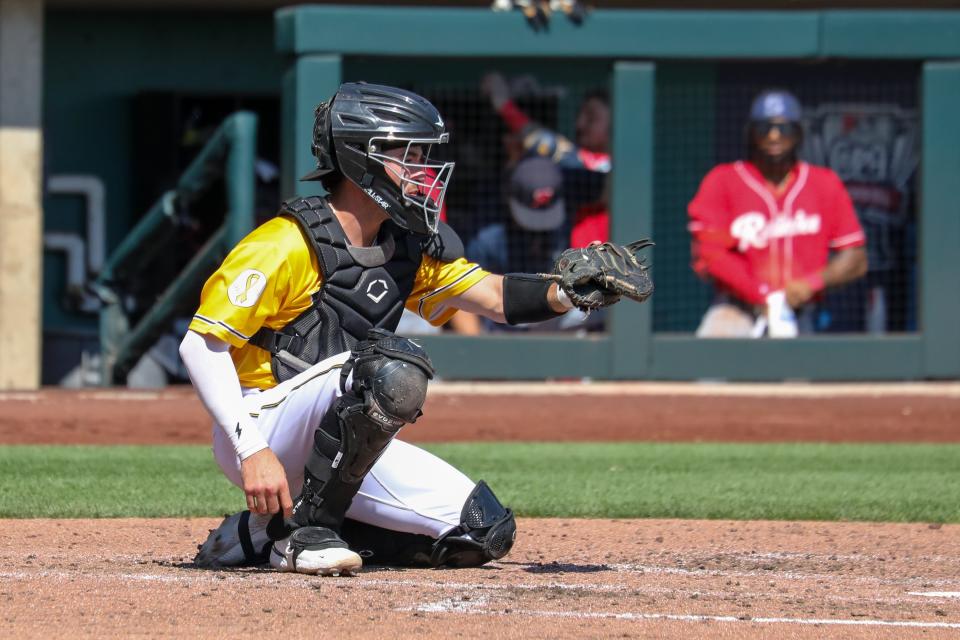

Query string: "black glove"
[[547, 240, 654, 311]]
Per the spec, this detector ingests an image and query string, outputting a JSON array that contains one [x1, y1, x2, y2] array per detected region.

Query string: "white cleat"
[[269, 526, 363, 576], [194, 511, 273, 568]]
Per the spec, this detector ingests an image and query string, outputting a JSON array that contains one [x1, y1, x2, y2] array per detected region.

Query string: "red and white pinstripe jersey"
[[687, 160, 865, 305]]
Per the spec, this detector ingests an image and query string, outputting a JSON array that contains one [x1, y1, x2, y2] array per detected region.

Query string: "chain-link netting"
[[396, 74, 614, 335], [653, 61, 920, 335], [348, 60, 920, 337]]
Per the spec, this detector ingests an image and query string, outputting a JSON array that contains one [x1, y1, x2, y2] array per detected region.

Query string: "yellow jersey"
[[188, 216, 488, 389]]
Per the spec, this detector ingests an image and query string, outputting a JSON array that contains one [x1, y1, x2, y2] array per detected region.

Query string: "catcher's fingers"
[[279, 484, 294, 518], [264, 489, 281, 516]]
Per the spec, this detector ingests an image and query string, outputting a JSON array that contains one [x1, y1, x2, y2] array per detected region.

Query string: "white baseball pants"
[[212, 350, 474, 539]]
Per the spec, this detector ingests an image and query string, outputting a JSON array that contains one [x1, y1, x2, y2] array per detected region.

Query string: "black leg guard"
[[338, 481, 517, 568], [270, 329, 434, 539]]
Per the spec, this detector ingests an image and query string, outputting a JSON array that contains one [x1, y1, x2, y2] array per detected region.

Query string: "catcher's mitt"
[[546, 239, 654, 311]]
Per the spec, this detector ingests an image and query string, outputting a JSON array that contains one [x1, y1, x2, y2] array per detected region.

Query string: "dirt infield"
[[3, 518, 959, 639], [1, 382, 959, 444], [3, 383, 960, 638]]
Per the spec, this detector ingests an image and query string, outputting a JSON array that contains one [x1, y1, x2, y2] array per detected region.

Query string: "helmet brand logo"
[[367, 279, 389, 303], [364, 188, 391, 210]]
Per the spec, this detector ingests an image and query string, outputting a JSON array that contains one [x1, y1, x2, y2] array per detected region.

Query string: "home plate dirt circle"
[[2, 517, 959, 639]]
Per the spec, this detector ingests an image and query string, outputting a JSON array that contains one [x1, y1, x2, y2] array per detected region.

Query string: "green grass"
[[0, 443, 958, 522], [430, 442, 960, 523], [0, 446, 244, 518]]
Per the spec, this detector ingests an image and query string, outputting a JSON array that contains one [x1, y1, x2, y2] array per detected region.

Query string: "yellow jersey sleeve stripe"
[[188, 317, 247, 350], [192, 314, 251, 341], [417, 265, 483, 319]]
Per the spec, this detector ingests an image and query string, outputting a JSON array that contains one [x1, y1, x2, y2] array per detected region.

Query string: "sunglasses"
[[751, 121, 800, 138]]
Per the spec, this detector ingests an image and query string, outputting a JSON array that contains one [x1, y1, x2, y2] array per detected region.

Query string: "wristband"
[[555, 286, 575, 310], [502, 274, 566, 325]]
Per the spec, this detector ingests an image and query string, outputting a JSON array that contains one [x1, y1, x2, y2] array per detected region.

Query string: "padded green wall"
[[42, 10, 283, 332]]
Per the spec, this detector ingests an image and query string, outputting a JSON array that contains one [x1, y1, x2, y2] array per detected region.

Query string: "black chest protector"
[[250, 196, 426, 383]]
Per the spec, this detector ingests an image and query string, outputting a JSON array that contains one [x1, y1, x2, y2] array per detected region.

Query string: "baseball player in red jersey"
[[688, 89, 868, 337]]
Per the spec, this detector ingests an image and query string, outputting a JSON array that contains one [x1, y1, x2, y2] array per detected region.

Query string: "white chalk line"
[[0, 569, 296, 586], [6, 568, 958, 623], [408, 602, 960, 630], [910, 592, 960, 598], [364, 577, 936, 609], [607, 562, 960, 588], [6, 563, 959, 593], [349, 575, 960, 611]]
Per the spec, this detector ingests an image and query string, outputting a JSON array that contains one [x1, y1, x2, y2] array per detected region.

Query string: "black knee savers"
[[430, 480, 517, 567], [290, 329, 434, 531]]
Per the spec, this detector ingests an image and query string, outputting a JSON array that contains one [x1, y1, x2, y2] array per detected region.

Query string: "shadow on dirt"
[[516, 561, 612, 574]]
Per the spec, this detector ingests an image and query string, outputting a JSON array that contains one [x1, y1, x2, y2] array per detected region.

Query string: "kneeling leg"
[[270, 329, 434, 538]]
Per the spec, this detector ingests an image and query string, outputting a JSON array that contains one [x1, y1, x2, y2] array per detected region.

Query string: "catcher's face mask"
[[368, 135, 454, 235]]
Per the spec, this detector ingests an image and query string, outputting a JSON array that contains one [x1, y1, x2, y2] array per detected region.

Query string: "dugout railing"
[[276, 7, 960, 381], [94, 112, 258, 385]]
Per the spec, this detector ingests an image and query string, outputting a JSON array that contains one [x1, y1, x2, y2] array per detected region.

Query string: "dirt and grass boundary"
[[2, 383, 959, 638]]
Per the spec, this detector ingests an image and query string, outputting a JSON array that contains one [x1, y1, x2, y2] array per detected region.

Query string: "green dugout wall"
[[276, 7, 960, 381]]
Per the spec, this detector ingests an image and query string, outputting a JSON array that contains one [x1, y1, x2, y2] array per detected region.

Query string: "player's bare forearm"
[[449, 274, 506, 323], [785, 247, 868, 308], [821, 246, 868, 289]]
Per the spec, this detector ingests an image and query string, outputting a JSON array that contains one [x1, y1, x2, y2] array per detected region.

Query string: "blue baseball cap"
[[749, 90, 802, 122]]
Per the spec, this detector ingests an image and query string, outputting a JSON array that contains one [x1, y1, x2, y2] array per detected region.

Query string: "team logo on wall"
[[228, 269, 268, 308], [801, 103, 918, 271]]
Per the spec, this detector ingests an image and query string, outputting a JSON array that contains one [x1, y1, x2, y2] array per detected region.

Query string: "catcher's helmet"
[[301, 82, 453, 236]]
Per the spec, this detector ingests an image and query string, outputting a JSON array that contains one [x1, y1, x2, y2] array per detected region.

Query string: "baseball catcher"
[[180, 82, 654, 577]]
